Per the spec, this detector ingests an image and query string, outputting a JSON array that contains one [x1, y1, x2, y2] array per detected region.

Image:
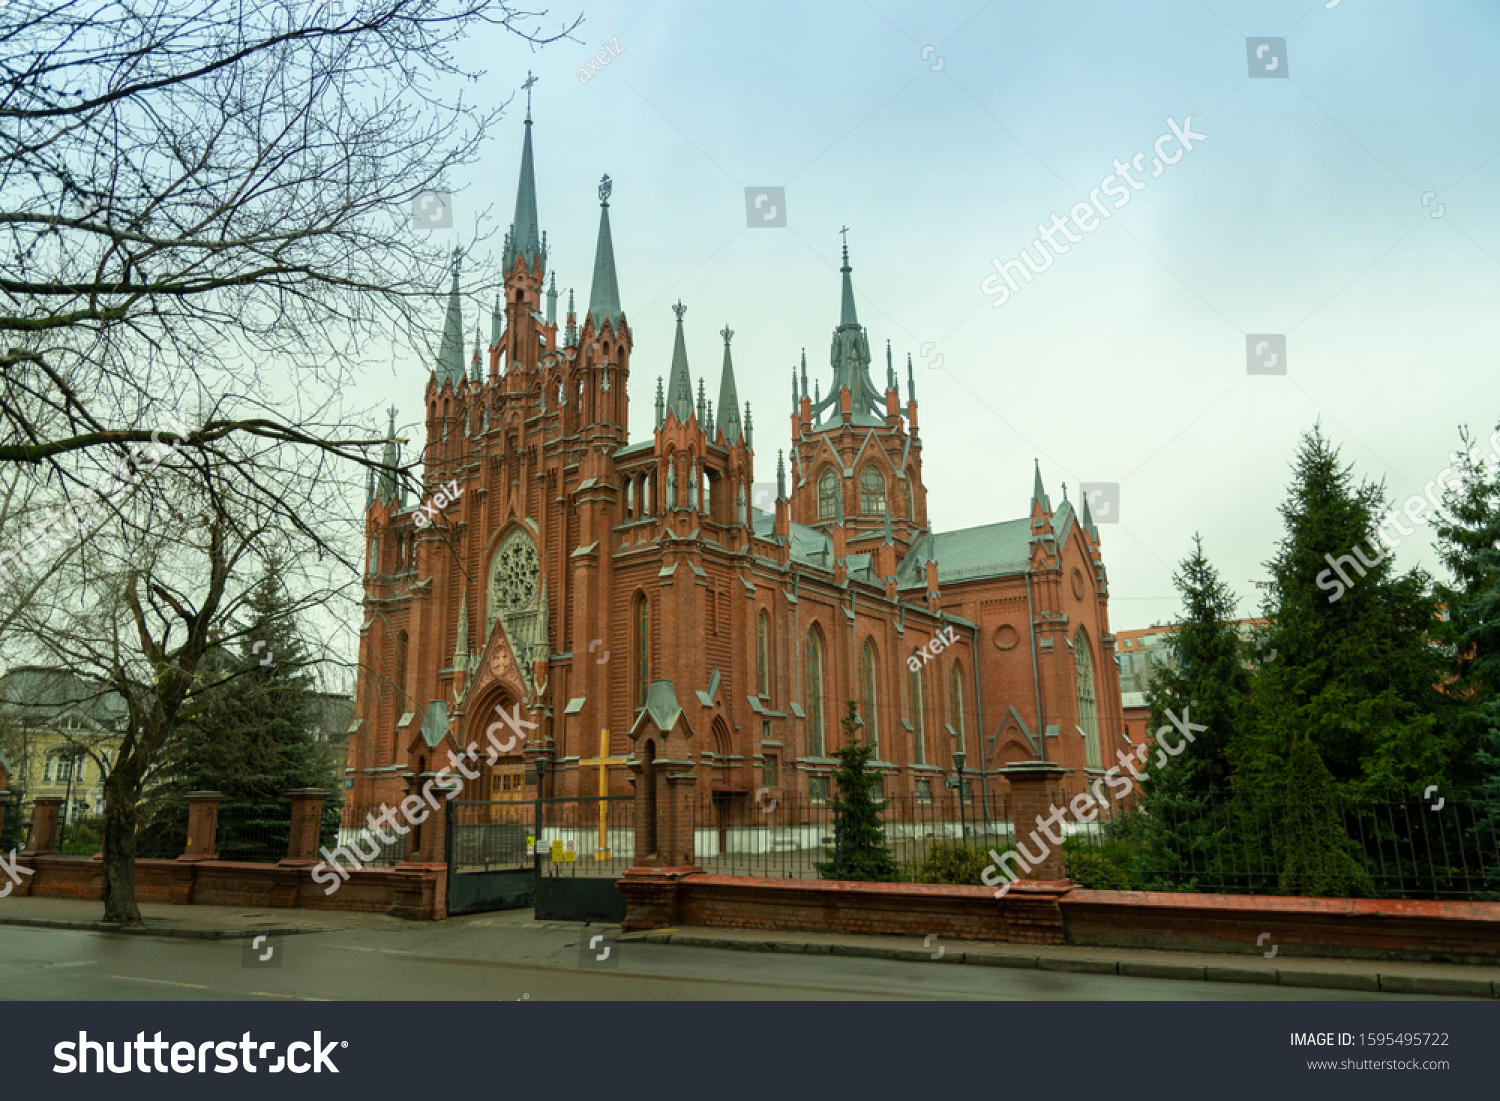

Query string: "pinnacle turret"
[[716, 325, 743, 445], [586, 175, 622, 330], [665, 301, 694, 425]]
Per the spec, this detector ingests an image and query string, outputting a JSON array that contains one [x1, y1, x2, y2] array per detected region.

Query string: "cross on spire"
[[839, 224, 850, 267], [522, 70, 538, 118]]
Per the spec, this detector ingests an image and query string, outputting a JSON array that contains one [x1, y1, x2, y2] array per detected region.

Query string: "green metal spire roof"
[[665, 301, 694, 425], [716, 324, 742, 445], [504, 118, 542, 274], [377, 406, 399, 504], [436, 250, 465, 386], [1032, 459, 1051, 512], [812, 237, 883, 427], [586, 176, 622, 330]]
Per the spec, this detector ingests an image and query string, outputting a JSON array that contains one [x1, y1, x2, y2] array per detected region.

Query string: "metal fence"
[[336, 802, 414, 867], [1069, 790, 1500, 901], [686, 793, 1009, 881], [212, 804, 293, 864]]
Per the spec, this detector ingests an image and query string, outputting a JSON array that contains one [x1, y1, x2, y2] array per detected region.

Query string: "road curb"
[[0, 916, 315, 940], [637, 931, 1498, 996]]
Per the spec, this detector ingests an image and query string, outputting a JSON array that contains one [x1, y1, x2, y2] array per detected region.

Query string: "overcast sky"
[[377, 0, 1500, 633]]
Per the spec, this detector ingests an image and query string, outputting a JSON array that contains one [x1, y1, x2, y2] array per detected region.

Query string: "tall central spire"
[[505, 98, 542, 275], [811, 231, 882, 427]]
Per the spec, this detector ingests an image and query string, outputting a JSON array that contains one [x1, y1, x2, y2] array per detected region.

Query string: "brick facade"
[[347, 111, 1129, 854]]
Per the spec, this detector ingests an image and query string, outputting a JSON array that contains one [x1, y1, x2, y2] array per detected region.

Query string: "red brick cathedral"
[[348, 109, 1128, 843]]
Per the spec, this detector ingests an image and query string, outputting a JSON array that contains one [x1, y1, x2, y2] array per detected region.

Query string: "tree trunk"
[[101, 768, 141, 924]]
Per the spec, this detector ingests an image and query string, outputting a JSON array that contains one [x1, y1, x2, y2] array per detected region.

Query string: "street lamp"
[[952, 750, 967, 843]]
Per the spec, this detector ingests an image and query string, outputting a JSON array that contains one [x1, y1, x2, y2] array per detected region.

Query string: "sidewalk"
[[618, 924, 1500, 998], [0, 895, 406, 939]]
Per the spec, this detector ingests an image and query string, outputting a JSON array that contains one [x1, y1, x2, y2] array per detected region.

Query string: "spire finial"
[[721, 324, 734, 345], [672, 300, 687, 322], [523, 70, 538, 119], [598, 174, 612, 205], [839, 225, 850, 268]]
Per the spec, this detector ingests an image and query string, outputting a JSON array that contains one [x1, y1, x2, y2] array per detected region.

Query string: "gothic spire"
[[546, 272, 557, 327], [565, 287, 577, 347], [437, 249, 465, 386], [470, 321, 482, 383], [454, 583, 470, 668], [696, 377, 707, 426], [886, 339, 895, 391], [906, 351, 916, 404], [586, 175, 622, 330], [744, 401, 753, 450], [813, 232, 883, 426], [504, 107, 542, 275], [666, 301, 694, 425], [716, 324, 742, 445], [800, 348, 808, 400], [776, 449, 786, 500], [490, 294, 502, 347], [377, 406, 399, 504], [655, 376, 665, 430], [1031, 459, 1051, 513]]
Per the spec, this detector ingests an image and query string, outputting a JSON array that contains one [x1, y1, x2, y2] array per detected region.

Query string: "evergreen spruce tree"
[[816, 702, 897, 882], [1278, 733, 1372, 897], [138, 556, 337, 859], [1432, 424, 1500, 838], [1137, 535, 1251, 887], [1235, 426, 1455, 797], [1143, 533, 1250, 798]]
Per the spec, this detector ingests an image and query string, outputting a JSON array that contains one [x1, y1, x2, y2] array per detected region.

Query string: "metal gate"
[[531, 793, 634, 922], [446, 800, 535, 916]]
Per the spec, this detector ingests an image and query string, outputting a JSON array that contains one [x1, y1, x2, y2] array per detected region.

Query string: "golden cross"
[[578, 728, 628, 859]]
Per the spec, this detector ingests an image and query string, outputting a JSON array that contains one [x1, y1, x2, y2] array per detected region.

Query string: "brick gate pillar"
[[24, 797, 64, 855], [180, 791, 224, 861], [999, 762, 1071, 882], [281, 788, 328, 865]]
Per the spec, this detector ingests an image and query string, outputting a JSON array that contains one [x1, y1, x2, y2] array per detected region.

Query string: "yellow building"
[[0, 666, 127, 825]]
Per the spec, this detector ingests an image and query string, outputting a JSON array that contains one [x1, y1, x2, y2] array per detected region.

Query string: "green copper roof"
[[895, 517, 1035, 587], [665, 301, 694, 425], [587, 179, 622, 329], [436, 251, 465, 385], [1031, 459, 1051, 512], [504, 119, 542, 273], [716, 326, 742, 445]]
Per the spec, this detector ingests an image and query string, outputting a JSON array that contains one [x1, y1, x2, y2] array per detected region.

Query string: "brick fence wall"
[[619, 873, 1500, 964], [12, 855, 447, 921]]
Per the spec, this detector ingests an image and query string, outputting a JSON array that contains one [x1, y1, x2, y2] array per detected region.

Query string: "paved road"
[[0, 914, 1470, 1001]]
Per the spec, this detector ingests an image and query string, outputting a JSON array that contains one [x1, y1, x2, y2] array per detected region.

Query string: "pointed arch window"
[[805, 629, 825, 757], [756, 611, 771, 698], [860, 640, 879, 755], [860, 467, 886, 515], [817, 468, 839, 520], [909, 661, 926, 765], [1075, 629, 1102, 768], [950, 664, 966, 754], [634, 592, 650, 708]]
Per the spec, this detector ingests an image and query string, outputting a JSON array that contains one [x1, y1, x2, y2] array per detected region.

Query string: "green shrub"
[[1062, 839, 1133, 890], [60, 815, 104, 856], [911, 840, 993, 885]]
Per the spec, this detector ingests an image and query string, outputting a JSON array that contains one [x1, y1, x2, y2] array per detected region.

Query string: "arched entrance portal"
[[465, 688, 532, 824]]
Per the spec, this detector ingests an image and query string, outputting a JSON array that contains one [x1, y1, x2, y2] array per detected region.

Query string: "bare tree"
[[1, 0, 576, 489]]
